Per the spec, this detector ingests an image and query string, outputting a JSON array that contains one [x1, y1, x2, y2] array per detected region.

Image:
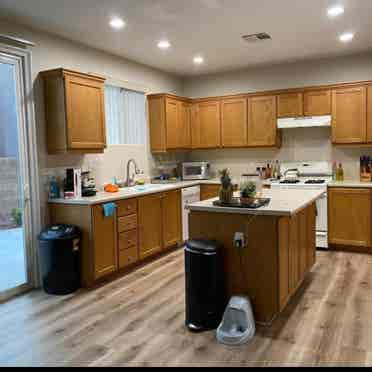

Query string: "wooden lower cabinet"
[[138, 193, 164, 260], [278, 204, 316, 312], [92, 204, 118, 280], [200, 184, 220, 201], [162, 190, 182, 248], [49, 190, 182, 287], [138, 190, 182, 260], [328, 188, 372, 249], [189, 203, 316, 324]]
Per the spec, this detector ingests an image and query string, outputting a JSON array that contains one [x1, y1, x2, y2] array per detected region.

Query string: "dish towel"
[[103, 202, 117, 217]]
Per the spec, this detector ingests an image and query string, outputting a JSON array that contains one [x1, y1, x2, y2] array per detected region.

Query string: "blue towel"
[[103, 202, 117, 217]]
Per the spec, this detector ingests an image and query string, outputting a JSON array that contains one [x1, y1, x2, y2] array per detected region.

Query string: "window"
[[105, 85, 147, 145]]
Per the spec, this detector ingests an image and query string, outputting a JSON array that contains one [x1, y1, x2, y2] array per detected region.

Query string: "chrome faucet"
[[124, 159, 141, 187]]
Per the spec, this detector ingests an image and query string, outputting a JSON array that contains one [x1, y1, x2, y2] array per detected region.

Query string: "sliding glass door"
[[0, 52, 33, 299]]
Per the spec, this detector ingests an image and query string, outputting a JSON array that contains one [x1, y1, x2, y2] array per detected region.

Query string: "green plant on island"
[[218, 168, 234, 203], [240, 181, 257, 201]]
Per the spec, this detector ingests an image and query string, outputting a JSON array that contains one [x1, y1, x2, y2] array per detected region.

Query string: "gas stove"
[[271, 162, 332, 250]]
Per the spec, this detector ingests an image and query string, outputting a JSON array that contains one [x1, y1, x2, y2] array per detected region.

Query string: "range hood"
[[277, 115, 332, 129]]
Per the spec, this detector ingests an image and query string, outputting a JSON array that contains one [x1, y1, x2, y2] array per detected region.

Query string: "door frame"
[[0, 42, 40, 301]]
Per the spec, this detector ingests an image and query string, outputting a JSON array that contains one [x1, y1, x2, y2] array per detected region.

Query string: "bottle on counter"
[[272, 160, 281, 180], [337, 163, 344, 182], [332, 162, 338, 181]]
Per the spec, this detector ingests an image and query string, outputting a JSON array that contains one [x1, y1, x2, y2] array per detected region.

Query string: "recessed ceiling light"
[[193, 56, 204, 65], [327, 5, 345, 18], [109, 17, 126, 30], [157, 40, 171, 49], [339, 32, 354, 43]]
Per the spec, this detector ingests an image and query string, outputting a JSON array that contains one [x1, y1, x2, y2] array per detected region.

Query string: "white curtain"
[[105, 85, 147, 145]]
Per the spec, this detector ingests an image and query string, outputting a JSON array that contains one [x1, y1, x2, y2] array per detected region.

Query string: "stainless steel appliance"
[[182, 162, 211, 181], [270, 162, 332, 249]]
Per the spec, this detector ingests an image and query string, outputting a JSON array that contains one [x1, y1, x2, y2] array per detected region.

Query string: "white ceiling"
[[1, 0, 372, 77]]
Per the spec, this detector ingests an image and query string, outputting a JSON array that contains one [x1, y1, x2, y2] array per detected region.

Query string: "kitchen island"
[[187, 189, 323, 325]]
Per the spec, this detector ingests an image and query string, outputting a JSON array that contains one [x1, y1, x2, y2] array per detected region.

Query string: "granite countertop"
[[186, 189, 324, 217], [48, 179, 224, 206], [328, 181, 372, 188]]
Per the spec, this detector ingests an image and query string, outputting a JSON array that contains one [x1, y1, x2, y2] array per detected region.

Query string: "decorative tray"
[[213, 197, 271, 209]]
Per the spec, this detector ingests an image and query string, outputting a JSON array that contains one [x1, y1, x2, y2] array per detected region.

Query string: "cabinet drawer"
[[118, 214, 138, 233], [119, 246, 139, 269], [119, 230, 138, 251], [117, 199, 138, 217]]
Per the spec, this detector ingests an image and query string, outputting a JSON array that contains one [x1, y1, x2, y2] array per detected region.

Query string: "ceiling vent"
[[242, 33, 272, 43]]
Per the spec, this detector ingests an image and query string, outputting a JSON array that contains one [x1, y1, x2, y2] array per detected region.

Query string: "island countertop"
[[186, 188, 324, 216]]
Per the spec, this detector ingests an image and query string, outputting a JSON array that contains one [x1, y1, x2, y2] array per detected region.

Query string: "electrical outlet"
[[234, 232, 245, 249]]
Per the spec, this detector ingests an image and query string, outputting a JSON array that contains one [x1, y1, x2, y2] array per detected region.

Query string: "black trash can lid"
[[185, 240, 221, 254], [39, 225, 80, 241]]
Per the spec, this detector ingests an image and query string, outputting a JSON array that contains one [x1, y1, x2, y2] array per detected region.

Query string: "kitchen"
[[2, 0, 372, 367]]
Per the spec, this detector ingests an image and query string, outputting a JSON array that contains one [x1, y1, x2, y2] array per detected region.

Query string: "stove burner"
[[280, 180, 300, 184], [305, 179, 326, 184]]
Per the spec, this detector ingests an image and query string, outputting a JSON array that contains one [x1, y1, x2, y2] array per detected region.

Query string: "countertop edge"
[[48, 180, 222, 206]]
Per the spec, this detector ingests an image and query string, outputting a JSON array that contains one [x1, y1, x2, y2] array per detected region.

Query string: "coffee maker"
[[81, 170, 97, 197]]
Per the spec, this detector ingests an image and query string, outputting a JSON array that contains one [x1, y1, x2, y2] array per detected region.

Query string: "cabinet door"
[[304, 90, 331, 116], [178, 101, 192, 148], [248, 95, 277, 147], [329, 188, 372, 247], [165, 98, 179, 149], [138, 194, 163, 259], [192, 101, 221, 148], [162, 190, 182, 248], [277, 93, 303, 118], [200, 184, 220, 201], [221, 98, 247, 147], [332, 87, 367, 144], [64, 73, 106, 150], [92, 205, 118, 280], [148, 96, 166, 153], [306, 203, 316, 271], [367, 86, 372, 143]]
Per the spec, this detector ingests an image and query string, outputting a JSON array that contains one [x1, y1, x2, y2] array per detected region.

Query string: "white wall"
[[184, 52, 372, 98], [184, 52, 372, 180], [0, 20, 183, 224]]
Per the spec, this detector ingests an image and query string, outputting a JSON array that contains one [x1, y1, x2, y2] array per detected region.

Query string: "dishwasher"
[[182, 186, 201, 242]]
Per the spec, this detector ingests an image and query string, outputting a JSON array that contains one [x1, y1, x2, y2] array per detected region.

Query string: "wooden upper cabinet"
[[41, 68, 106, 154], [162, 190, 182, 248], [303, 90, 331, 116], [138, 193, 163, 260], [92, 204, 118, 280], [221, 98, 248, 147], [178, 101, 192, 149], [367, 86, 372, 143], [192, 101, 221, 148], [331, 86, 367, 144], [328, 188, 372, 248], [148, 96, 166, 152], [248, 95, 278, 147], [148, 95, 191, 152], [277, 93, 303, 118], [165, 98, 179, 149]]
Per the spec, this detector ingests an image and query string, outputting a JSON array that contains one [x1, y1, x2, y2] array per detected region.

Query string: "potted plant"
[[240, 182, 257, 205], [219, 168, 234, 204]]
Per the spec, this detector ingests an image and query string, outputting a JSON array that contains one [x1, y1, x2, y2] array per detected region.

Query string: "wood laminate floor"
[[1, 249, 372, 367]]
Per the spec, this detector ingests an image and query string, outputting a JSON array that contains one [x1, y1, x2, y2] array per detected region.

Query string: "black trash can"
[[38, 225, 81, 295], [184, 240, 225, 332]]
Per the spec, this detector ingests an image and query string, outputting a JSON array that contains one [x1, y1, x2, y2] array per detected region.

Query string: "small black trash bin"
[[38, 225, 81, 295], [184, 240, 224, 332]]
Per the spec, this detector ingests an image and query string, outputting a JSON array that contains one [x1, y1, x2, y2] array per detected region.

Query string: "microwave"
[[182, 162, 211, 181]]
